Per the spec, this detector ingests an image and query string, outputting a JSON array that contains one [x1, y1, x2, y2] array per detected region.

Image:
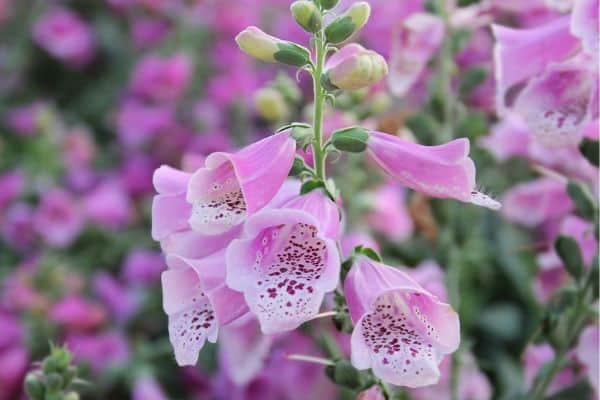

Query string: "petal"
[[571, 0, 599, 57], [153, 165, 191, 195], [514, 58, 597, 146], [161, 268, 217, 366], [226, 208, 340, 334], [151, 193, 191, 241], [492, 17, 579, 113], [159, 226, 242, 259]]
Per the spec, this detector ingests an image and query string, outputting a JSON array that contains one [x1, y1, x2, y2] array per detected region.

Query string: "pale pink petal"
[[571, 0, 599, 57]]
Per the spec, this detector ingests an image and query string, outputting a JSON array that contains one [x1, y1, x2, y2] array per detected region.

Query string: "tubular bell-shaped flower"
[[187, 132, 296, 235], [226, 190, 341, 334], [344, 257, 460, 388], [366, 131, 501, 210], [514, 56, 598, 146], [322, 43, 388, 91], [162, 250, 249, 366], [492, 17, 579, 113]]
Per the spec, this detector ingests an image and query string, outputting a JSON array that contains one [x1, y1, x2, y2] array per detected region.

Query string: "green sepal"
[[274, 42, 311, 67], [324, 16, 356, 44], [331, 126, 369, 153], [579, 138, 599, 167], [554, 235, 584, 281]]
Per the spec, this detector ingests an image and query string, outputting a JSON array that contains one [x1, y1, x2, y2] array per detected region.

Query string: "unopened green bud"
[[45, 372, 64, 392], [236, 26, 311, 67], [319, 0, 339, 10], [291, 1, 322, 33], [254, 88, 289, 122], [331, 126, 369, 152], [325, 1, 371, 44], [43, 347, 71, 374], [322, 44, 387, 91], [25, 373, 45, 400]]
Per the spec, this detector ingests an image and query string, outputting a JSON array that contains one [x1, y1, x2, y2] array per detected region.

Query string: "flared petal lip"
[[199, 133, 296, 214]]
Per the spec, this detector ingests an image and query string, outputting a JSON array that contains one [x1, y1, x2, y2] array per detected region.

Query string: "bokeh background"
[[0, 0, 597, 399]]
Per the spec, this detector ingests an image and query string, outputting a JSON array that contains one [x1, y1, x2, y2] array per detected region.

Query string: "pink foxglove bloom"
[[502, 178, 573, 227], [187, 132, 296, 235], [0, 170, 23, 212], [32, 7, 95, 68], [132, 375, 168, 400], [226, 190, 341, 334], [492, 17, 579, 113], [121, 249, 164, 285], [571, 0, 599, 57], [130, 53, 192, 102], [50, 296, 107, 332], [514, 56, 598, 146], [218, 316, 274, 385], [162, 250, 248, 366], [478, 114, 531, 162], [33, 188, 83, 248], [577, 325, 599, 394], [367, 132, 501, 210], [65, 331, 130, 373], [83, 179, 133, 229], [366, 182, 414, 241], [344, 257, 460, 387], [388, 13, 444, 97]]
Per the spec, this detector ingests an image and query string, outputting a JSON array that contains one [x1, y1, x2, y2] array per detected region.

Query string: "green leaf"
[[554, 235, 584, 281], [567, 181, 598, 221], [579, 138, 599, 167]]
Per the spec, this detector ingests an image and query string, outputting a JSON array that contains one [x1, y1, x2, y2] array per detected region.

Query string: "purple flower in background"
[[4, 102, 45, 136], [92, 272, 139, 324], [502, 178, 573, 227], [116, 100, 174, 148], [50, 295, 107, 332], [130, 17, 171, 49], [357, 386, 385, 400], [344, 256, 460, 387], [133, 375, 168, 400], [366, 182, 414, 241], [226, 191, 341, 334], [367, 132, 501, 210], [32, 7, 95, 67], [523, 344, 578, 395], [83, 179, 133, 230], [577, 325, 599, 395], [130, 53, 192, 102], [1, 203, 36, 251], [33, 188, 84, 248], [66, 331, 130, 373], [120, 153, 156, 196], [0, 347, 28, 400], [121, 249, 164, 285], [0, 169, 24, 213]]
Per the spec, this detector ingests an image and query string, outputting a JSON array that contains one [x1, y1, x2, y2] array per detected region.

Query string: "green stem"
[[312, 31, 327, 181]]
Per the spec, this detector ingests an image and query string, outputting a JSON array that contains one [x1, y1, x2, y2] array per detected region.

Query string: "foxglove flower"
[[344, 257, 460, 387], [388, 13, 444, 97], [492, 17, 579, 113], [502, 178, 573, 227], [571, 0, 599, 57], [366, 132, 501, 210], [187, 132, 296, 235], [365, 182, 414, 241], [162, 250, 248, 366], [577, 325, 599, 394], [226, 190, 341, 334], [514, 56, 598, 146]]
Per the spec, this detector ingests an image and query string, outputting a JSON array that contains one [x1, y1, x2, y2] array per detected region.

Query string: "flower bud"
[[319, 0, 339, 10], [25, 373, 46, 400], [322, 44, 387, 91], [291, 1, 322, 33], [254, 88, 289, 122], [325, 1, 371, 44], [331, 126, 369, 152], [236, 26, 311, 67]]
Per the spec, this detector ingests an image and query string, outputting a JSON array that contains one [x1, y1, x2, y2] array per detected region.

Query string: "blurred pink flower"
[[32, 7, 95, 67], [130, 17, 170, 49], [0, 347, 28, 400], [66, 330, 130, 373], [1, 203, 36, 251], [121, 249, 164, 285], [92, 272, 139, 324], [83, 179, 134, 229], [577, 325, 599, 394], [50, 295, 107, 332], [130, 53, 192, 102], [133, 375, 168, 400], [366, 182, 414, 242], [33, 188, 84, 248], [0, 169, 24, 213], [523, 344, 578, 395], [116, 100, 174, 148], [357, 386, 385, 400], [4, 102, 45, 136]]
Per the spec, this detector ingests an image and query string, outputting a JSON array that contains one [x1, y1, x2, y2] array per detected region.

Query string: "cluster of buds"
[[24, 345, 84, 400], [236, 0, 387, 92]]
